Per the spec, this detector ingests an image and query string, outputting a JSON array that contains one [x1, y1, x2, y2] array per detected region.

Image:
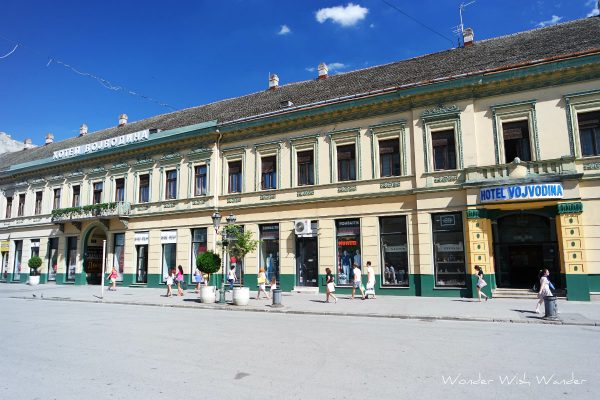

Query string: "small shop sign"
[[479, 182, 563, 203]]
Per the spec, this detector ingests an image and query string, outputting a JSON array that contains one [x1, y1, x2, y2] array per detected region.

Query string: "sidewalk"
[[2, 283, 600, 327]]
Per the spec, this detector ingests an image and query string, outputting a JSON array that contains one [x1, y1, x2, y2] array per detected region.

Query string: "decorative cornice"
[[421, 105, 460, 120], [110, 162, 130, 171], [87, 167, 106, 175], [134, 157, 155, 167], [48, 174, 64, 182], [490, 99, 536, 111], [30, 178, 45, 185]]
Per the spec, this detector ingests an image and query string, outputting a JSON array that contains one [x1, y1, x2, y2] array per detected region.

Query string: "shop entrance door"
[[493, 213, 559, 289], [1, 251, 8, 282], [296, 237, 318, 287]]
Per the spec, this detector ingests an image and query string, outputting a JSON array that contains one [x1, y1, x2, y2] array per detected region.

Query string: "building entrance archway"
[[82, 226, 107, 285], [492, 212, 560, 289]]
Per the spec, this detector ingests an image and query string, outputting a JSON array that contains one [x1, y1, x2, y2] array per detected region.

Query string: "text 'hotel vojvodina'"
[[2, 16, 600, 301]]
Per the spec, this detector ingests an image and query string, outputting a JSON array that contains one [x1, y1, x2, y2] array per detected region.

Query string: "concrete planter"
[[233, 287, 250, 306], [200, 286, 216, 303], [28, 275, 40, 286]]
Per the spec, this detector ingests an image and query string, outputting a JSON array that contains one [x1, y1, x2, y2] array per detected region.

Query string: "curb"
[[11, 295, 600, 327]]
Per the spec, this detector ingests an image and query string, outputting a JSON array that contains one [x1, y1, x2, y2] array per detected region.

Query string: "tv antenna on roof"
[[453, 1, 475, 46]]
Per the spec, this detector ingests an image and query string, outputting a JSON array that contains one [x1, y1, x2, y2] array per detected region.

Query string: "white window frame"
[[328, 129, 361, 183], [370, 121, 407, 178], [564, 89, 600, 158], [222, 146, 246, 194], [254, 142, 282, 191], [491, 100, 539, 164]]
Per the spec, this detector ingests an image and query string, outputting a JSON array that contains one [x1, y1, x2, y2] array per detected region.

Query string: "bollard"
[[543, 295, 558, 319], [271, 289, 283, 308]]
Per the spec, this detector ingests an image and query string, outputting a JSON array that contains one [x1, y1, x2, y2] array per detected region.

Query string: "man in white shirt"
[[352, 264, 365, 300]]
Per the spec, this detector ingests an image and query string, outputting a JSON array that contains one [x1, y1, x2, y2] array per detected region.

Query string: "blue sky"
[[0, 0, 598, 144]]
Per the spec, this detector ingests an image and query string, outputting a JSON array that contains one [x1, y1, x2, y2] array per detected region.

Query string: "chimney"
[[463, 28, 474, 47], [118, 114, 128, 126], [24, 138, 32, 145], [45, 133, 54, 145], [268, 74, 279, 90], [318, 63, 328, 80], [79, 123, 88, 136]]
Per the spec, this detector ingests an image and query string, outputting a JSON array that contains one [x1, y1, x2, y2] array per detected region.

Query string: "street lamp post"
[[212, 212, 236, 304]]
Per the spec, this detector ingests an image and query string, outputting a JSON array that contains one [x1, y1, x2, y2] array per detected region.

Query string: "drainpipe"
[[213, 129, 222, 252]]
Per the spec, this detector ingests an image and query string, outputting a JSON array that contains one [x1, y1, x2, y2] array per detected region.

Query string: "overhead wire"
[[0, 43, 18, 59]]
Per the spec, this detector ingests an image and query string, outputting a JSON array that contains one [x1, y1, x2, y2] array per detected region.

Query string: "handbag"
[[327, 282, 335, 292], [258, 275, 266, 284]]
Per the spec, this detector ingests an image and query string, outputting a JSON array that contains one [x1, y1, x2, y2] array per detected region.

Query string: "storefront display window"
[[191, 228, 207, 280], [161, 230, 177, 280], [260, 224, 279, 284], [13, 240, 22, 281], [380, 216, 409, 286], [112, 233, 125, 281], [336, 219, 361, 285], [432, 212, 466, 287], [47, 238, 58, 281], [134, 232, 149, 284], [66, 237, 77, 282]]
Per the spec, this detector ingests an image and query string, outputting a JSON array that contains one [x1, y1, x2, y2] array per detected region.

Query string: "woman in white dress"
[[535, 269, 553, 314]]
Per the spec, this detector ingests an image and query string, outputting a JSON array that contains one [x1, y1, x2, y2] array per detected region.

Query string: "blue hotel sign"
[[479, 182, 564, 203]]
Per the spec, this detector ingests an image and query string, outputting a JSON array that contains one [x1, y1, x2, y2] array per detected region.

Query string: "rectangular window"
[[47, 238, 59, 281], [112, 233, 125, 282], [138, 175, 149, 203], [93, 182, 103, 204], [297, 150, 315, 186], [72, 185, 80, 207], [228, 161, 242, 193], [578, 110, 600, 157], [260, 224, 279, 284], [432, 130, 457, 171], [502, 120, 531, 162], [5, 196, 12, 218], [162, 243, 177, 280], [194, 165, 208, 196], [165, 170, 177, 200], [261, 156, 277, 190], [335, 219, 361, 285], [17, 194, 25, 216], [115, 178, 125, 202], [432, 212, 466, 287], [66, 237, 77, 282], [380, 216, 409, 286], [136, 244, 148, 284], [191, 228, 208, 280], [379, 139, 401, 177], [337, 144, 356, 181], [53, 188, 61, 210], [13, 240, 22, 281], [34, 191, 43, 215]]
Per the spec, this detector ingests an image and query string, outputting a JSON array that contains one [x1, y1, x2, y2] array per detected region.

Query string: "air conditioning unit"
[[294, 219, 312, 236]]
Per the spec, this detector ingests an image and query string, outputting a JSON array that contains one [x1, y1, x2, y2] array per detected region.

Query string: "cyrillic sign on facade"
[[53, 130, 150, 160], [479, 182, 563, 203]]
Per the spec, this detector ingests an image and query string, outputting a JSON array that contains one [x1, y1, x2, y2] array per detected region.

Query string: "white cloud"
[[316, 3, 368, 27], [327, 62, 347, 71], [277, 25, 291, 35], [305, 67, 316, 72], [369, 23, 375, 28], [586, 0, 599, 17], [537, 14, 562, 27]]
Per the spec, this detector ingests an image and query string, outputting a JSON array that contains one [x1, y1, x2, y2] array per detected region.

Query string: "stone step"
[[493, 288, 566, 299]]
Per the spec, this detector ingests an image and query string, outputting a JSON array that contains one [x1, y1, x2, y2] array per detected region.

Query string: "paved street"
[[1, 296, 599, 400]]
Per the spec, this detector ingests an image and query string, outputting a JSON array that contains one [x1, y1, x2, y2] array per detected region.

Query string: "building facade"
[[2, 18, 600, 300]]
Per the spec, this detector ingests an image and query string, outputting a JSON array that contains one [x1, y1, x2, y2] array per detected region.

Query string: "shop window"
[[502, 120, 531, 162], [13, 240, 22, 281], [432, 213, 466, 287], [47, 238, 58, 281], [337, 144, 356, 181], [194, 166, 207, 196], [138, 175, 150, 203], [260, 224, 279, 284], [379, 139, 401, 177], [432, 130, 456, 171], [66, 237, 77, 282], [380, 216, 409, 286], [261, 156, 277, 190], [112, 233, 125, 282], [72, 185, 80, 207], [165, 170, 177, 200], [5, 196, 12, 218], [297, 150, 315, 186], [335, 219, 361, 285], [228, 161, 242, 193], [53, 188, 61, 210], [17, 194, 25, 216], [190, 228, 207, 280], [93, 182, 103, 204], [578, 110, 600, 157], [135, 232, 149, 283], [34, 191, 43, 215], [161, 231, 177, 279], [115, 178, 125, 202]]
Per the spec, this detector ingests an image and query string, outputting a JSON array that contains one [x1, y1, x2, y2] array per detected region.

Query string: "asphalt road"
[[0, 298, 598, 400]]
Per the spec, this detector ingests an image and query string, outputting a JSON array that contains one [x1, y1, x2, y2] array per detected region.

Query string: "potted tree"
[[28, 256, 42, 286], [196, 250, 221, 303], [225, 225, 260, 306]]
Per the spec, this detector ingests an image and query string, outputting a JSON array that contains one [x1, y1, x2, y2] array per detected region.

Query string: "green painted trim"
[[565, 273, 590, 301], [417, 274, 471, 297], [588, 274, 600, 292], [466, 209, 488, 219], [470, 273, 494, 299], [75, 272, 87, 285], [39, 274, 48, 284]]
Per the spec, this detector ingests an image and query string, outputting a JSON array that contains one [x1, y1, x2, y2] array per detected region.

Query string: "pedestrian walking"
[[325, 267, 337, 303], [352, 263, 365, 300], [256, 267, 270, 300], [107, 267, 118, 291], [535, 268, 553, 314], [365, 261, 376, 299], [176, 265, 185, 296], [227, 264, 236, 290], [193, 267, 204, 293], [474, 265, 488, 302], [165, 268, 175, 297]]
